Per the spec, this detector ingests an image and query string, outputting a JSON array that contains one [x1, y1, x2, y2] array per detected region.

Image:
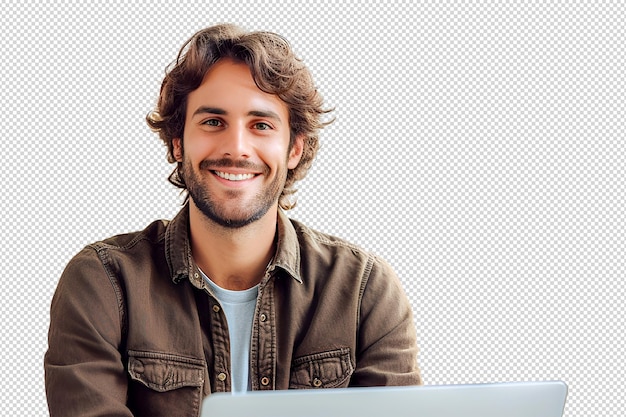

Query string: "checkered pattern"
[[2, 1, 624, 416]]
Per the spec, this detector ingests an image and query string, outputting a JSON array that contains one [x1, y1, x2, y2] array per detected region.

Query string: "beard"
[[181, 156, 286, 229]]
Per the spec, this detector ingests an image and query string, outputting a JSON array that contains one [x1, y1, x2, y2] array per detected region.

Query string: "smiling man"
[[45, 24, 422, 417]]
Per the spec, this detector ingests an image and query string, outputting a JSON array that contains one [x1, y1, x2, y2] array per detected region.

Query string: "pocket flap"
[[127, 350, 205, 392], [290, 347, 354, 388]]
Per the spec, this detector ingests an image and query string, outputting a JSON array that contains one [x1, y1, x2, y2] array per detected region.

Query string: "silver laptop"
[[201, 380, 568, 417]]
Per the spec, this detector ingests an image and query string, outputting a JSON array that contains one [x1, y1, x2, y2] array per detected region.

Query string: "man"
[[45, 23, 421, 417]]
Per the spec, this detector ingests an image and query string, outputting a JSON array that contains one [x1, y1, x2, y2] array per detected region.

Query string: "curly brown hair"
[[146, 23, 333, 210]]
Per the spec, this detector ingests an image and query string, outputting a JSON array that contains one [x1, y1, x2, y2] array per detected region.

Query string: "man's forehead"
[[187, 60, 289, 119]]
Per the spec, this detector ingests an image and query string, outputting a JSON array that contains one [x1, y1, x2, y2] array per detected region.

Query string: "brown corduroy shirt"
[[45, 205, 422, 416]]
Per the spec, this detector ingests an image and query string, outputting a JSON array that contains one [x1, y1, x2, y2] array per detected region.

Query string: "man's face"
[[173, 59, 303, 228]]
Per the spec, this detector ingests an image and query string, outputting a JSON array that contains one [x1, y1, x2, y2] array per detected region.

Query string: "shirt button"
[[259, 313, 267, 322], [260, 376, 270, 386], [313, 377, 323, 387], [217, 372, 227, 382], [213, 305, 220, 313]]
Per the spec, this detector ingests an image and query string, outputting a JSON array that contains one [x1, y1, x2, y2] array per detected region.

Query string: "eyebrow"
[[192, 106, 283, 124], [192, 106, 227, 117]]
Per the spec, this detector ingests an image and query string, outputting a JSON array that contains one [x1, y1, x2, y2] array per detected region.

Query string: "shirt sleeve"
[[351, 255, 423, 386], [44, 247, 133, 416]]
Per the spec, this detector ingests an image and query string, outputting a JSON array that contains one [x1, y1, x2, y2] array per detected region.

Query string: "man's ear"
[[287, 135, 304, 169], [172, 138, 183, 162]]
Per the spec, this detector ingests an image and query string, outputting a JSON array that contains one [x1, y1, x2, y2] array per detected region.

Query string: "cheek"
[[181, 137, 212, 162], [257, 143, 288, 165]]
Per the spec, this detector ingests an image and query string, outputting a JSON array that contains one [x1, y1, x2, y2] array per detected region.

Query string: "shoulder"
[[87, 219, 169, 253], [290, 218, 368, 254], [60, 219, 171, 286], [288, 218, 395, 277]]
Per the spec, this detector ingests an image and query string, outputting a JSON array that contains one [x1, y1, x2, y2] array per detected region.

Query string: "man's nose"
[[221, 124, 251, 159]]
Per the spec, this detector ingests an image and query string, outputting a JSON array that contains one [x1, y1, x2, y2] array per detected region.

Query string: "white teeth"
[[214, 171, 255, 181]]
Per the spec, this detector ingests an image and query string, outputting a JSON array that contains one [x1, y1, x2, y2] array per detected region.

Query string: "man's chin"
[[210, 215, 258, 229], [197, 205, 271, 229]]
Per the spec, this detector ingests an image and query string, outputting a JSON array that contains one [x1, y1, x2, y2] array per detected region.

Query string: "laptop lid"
[[200, 380, 568, 417]]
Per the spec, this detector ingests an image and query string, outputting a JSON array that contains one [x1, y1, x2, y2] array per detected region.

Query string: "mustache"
[[199, 158, 269, 175]]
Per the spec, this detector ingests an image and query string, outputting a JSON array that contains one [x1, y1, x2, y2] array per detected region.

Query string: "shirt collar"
[[271, 210, 302, 283], [164, 204, 194, 285], [164, 204, 303, 287]]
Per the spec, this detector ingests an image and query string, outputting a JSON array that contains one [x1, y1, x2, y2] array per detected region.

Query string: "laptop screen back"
[[200, 380, 568, 417]]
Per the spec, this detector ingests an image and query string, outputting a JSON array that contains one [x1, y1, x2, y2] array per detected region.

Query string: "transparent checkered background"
[[1, 1, 624, 416]]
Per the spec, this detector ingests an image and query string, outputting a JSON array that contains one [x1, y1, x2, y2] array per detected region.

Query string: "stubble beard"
[[181, 156, 286, 229]]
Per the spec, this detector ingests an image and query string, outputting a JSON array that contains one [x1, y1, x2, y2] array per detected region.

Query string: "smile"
[[213, 171, 257, 181]]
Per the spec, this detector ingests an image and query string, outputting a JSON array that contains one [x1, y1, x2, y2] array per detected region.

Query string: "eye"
[[253, 122, 272, 130], [202, 118, 223, 127]]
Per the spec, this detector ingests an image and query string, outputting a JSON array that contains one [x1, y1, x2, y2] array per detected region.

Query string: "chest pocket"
[[290, 347, 354, 389], [128, 349, 205, 391], [127, 350, 206, 417]]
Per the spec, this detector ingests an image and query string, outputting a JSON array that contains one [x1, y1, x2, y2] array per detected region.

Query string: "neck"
[[188, 200, 278, 291]]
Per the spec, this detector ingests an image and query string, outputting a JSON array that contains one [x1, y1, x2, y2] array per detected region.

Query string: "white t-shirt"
[[200, 270, 258, 394]]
